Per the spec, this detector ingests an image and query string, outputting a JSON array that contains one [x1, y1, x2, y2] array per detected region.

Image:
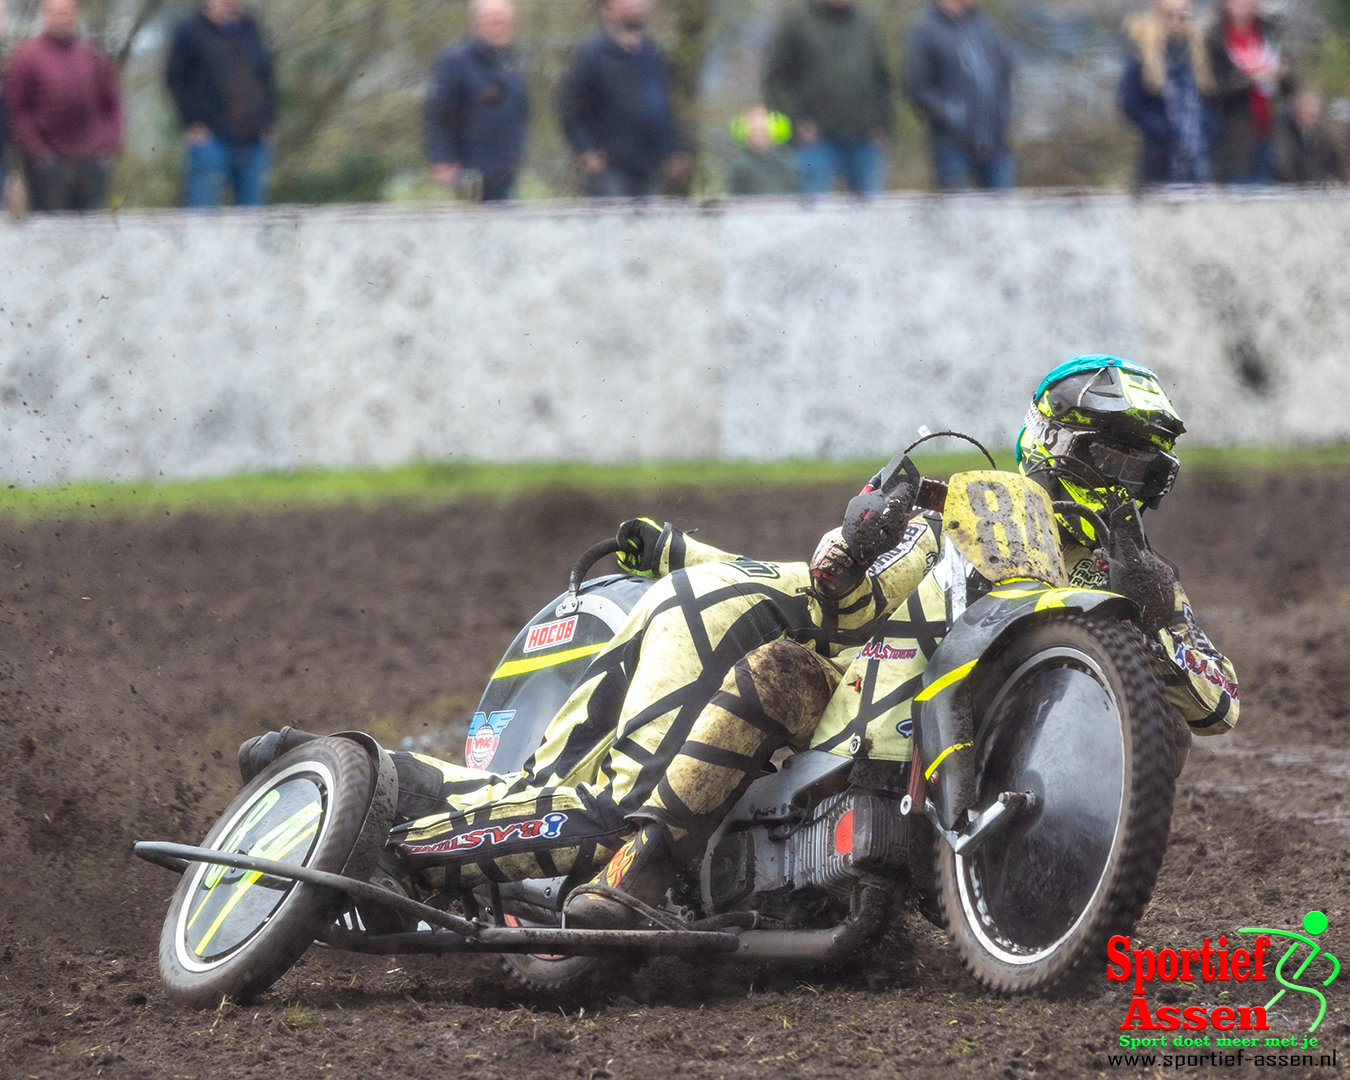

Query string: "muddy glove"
[[1105, 502, 1175, 637], [841, 453, 922, 567], [809, 529, 866, 601], [616, 517, 665, 576]]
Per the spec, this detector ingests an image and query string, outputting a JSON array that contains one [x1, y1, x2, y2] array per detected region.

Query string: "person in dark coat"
[[165, 0, 276, 207], [1275, 89, 1346, 183], [904, 0, 1013, 191], [0, 0, 9, 198], [424, 0, 529, 202], [1118, 0, 1217, 186], [558, 0, 687, 197], [3, 0, 123, 211], [763, 0, 893, 195], [1205, 0, 1289, 184]]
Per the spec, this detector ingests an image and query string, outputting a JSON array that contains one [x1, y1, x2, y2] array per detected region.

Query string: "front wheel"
[[158, 736, 377, 1008], [938, 614, 1175, 994]]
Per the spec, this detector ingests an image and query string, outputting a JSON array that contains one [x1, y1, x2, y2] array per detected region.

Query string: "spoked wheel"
[[158, 736, 377, 1008], [938, 613, 1175, 994]]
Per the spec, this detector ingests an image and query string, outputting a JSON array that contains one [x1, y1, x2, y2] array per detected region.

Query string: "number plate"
[[942, 471, 1068, 587]]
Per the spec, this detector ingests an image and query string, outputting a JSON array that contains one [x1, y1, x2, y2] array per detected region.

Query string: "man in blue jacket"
[[424, 0, 529, 202], [558, 0, 688, 197], [904, 0, 1014, 191], [165, 0, 276, 208]]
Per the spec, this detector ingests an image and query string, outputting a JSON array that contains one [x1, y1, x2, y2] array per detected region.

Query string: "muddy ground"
[[0, 469, 1346, 1079]]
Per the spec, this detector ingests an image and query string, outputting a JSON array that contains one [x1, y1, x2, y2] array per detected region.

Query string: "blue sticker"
[[465, 710, 515, 769]]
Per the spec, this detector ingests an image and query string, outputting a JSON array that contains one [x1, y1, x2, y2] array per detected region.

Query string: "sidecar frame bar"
[[133, 841, 740, 956]]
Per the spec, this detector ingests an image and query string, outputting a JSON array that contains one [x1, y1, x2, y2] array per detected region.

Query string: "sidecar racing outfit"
[[386, 355, 1239, 914]]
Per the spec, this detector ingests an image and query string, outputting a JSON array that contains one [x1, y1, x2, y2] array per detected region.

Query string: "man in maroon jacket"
[[3, 0, 123, 211]]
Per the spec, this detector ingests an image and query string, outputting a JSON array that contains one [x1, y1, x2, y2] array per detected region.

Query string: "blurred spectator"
[[424, 0, 528, 202], [0, 0, 9, 198], [1206, 0, 1288, 183], [0, 90, 7, 199], [728, 105, 798, 195], [904, 0, 1013, 191], [1275, 89, 1346, 183], [1119, 0, 1217, 186], [764, 0, 892, 195], [559, 0, 687, 197], [2, 0, 122, 212], [166, 0, 276, 207]]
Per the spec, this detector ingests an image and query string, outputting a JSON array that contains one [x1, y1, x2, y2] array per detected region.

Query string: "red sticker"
[[524, 616, 578, 653], [834, 810, 854, 856]]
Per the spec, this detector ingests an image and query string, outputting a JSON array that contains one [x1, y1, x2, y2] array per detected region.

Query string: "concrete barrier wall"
[[2, 190, 1348, 484]]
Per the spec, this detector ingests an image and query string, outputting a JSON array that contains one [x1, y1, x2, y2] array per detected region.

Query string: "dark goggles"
[[1025, 409, 1179, 503], [1082, 440, 1180, 502]]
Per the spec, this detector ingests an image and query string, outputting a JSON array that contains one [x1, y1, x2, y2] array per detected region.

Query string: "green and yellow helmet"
[[1016, 356, 1185, 538]]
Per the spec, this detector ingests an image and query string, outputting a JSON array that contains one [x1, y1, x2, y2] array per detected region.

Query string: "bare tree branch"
[[115, 0, 165, 69]]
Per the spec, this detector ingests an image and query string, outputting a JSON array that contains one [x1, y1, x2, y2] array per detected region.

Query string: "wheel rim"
[[174, 762, 334, 972], [955, 646, 1126, 965]]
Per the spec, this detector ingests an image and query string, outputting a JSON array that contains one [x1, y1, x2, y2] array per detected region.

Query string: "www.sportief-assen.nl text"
[[1107, 1049, 1339, 1068]]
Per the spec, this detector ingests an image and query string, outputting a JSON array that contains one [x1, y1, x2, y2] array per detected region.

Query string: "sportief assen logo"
[[1111, 910, 1340, 1052]]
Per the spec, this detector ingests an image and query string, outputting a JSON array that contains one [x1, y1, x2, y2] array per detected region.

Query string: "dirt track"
[[1, 470, 1347, 1079]]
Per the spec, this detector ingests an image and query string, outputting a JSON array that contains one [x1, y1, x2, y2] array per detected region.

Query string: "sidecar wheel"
[[158, 737, 377, 1009], [500, 951, 606, 993], [937, 614, 1175, 994], [496, 915, 629, 993]]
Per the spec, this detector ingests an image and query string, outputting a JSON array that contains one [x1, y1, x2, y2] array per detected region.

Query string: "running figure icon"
[[1240, 910, 1341, 1033]]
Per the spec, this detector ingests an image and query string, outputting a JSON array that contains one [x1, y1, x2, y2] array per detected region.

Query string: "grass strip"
[[1, 444, 1345, 520]]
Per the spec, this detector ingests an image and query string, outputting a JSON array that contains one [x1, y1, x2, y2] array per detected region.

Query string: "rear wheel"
[[500, 949, 604, 993], [495, 912, 619, 993], [158, 736, 377, 1008], [937, 614, 1175, 994]]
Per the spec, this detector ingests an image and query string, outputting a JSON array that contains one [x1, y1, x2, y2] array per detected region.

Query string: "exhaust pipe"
[[728, 882, 890, 965]]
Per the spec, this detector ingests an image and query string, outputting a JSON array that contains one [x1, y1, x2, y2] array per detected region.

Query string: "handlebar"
[[568, 538, 622, 594], [1051, 501, 1110, 547]]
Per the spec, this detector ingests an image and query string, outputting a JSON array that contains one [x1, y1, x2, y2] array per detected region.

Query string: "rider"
[[241, 355, 1238, 929], [803, 355, 1237, 783], [1022, 355, 1239, 739]]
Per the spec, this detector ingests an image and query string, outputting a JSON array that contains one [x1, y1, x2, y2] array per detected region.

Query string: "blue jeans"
[[796, 139, 886, 195], [184, 136, 271, 207], [1229, 141, 1275, 185], [932, 142, 1015, 191]]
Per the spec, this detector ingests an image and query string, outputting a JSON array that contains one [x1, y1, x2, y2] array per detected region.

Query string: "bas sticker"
[[859, 642, 919, 662], [525, 616, 578, 653], [465, 709, 515, 769], [1172, 643, 1240, 700], [401, 811, 568, 856]]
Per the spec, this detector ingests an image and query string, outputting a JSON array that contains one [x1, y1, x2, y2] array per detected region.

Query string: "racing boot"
[[564, 821, 675, 931], [356, 850, 420, 935], [237, 726, 323, 783]]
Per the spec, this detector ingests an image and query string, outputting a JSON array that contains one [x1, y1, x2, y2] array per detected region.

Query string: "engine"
[[707, 792, 910, 910]]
